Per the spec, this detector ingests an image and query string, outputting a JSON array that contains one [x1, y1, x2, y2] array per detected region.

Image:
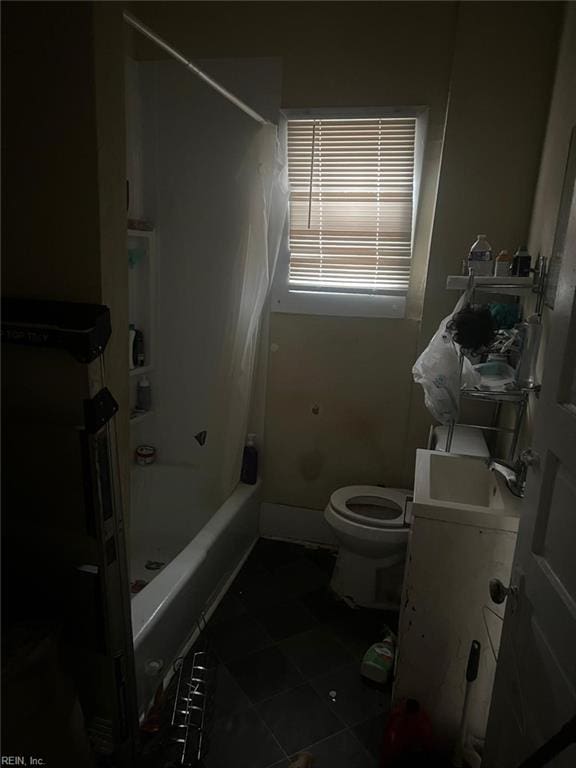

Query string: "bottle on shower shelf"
[[133, 327, 145, 367], [240, 433, 258, 485], [136, 375, 152, 412], [129, 323, 136, 370]]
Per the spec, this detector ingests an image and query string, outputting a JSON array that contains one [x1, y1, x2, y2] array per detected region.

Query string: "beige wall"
[[3, 2, 131, 758], [265, 316, 421, 508], [405, 0, 563, 479], [264, 2, 561, 508], [3, 2, 102, 302], [529, 3, 576, 265], [127, 1, 562, 509], [93, 3, 131, 518], [3, 1, 129, 516], [420, 2, 561, 342], [499, 2, 576, 456], [126, 1, 456, 504]]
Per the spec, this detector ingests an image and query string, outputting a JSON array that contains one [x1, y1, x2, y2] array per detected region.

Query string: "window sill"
[[270, 288, 406, 319]]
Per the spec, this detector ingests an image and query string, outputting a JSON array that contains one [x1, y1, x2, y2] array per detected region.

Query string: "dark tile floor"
[[204, 539, 396, 768], [139, 539, 397, 768]]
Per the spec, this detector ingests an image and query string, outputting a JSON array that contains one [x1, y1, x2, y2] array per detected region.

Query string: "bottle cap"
[[246, 433, 257, 445]]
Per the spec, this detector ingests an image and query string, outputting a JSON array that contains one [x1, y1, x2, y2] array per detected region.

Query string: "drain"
[[145, 560, 165, 571]]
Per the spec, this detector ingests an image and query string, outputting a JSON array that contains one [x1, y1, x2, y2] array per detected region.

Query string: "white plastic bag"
[[412, 292, 481, 424]]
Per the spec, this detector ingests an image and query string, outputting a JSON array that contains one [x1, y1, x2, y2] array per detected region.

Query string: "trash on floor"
[[289, 753, 314, 768], [381, 698, 434, 766], [360, 626, 396, 684]]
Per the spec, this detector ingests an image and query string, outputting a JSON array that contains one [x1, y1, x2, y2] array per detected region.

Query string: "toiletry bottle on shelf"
[[133, 328, 145, 367], [137, 375, 152, 412], [467, 234, 493, 276], [240, 433, 258, 484], [129, 323, 136, 370], [512, 246, 531, 277], [494, 249, 512, 277]]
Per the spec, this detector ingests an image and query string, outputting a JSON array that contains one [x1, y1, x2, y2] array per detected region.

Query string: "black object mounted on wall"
[[1, 298, 112, 363]]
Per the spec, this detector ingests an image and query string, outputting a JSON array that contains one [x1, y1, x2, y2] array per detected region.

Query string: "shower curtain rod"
[[123, 11, 271, 127]]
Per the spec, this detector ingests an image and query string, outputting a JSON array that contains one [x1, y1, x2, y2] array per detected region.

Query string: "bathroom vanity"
[[394, 450, 521, 748]]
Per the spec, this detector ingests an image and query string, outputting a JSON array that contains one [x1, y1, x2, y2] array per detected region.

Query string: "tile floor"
[[139, 539, 398, 768], [204, 539, 397, 768]]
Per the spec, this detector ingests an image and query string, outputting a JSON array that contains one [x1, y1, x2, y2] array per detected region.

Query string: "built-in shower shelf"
[[128, 227, 154, 239], [130, 410, 154, 426], [130, 364, 154, 377]]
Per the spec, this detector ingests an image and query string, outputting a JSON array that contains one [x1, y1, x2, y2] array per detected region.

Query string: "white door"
[[483, 173, 576, 763]]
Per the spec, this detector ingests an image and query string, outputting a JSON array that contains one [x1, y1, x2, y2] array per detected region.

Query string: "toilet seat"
[[329, 485, 411, 529], [324, 484, 413, 609]]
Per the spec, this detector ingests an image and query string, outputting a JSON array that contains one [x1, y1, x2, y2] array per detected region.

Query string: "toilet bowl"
[[324, 485, 413, 610]]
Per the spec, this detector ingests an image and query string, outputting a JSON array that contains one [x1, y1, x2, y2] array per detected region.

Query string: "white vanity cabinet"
[[393, 450, 521, 747]]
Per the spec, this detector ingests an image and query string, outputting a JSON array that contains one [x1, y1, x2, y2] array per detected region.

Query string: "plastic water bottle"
[[467, 234, 493, 276]]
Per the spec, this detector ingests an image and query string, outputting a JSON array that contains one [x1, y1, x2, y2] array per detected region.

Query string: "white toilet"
[[324, 485, 413, 610]]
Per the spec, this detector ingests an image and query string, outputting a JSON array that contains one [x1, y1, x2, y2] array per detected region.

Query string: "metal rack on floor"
[[169, 617, 216, 767]]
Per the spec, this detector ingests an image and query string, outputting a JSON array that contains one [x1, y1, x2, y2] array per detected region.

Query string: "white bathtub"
[[129, 466, 260, 713]]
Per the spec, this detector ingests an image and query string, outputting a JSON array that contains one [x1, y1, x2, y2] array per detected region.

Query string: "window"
[[273, 108, 425, 318]]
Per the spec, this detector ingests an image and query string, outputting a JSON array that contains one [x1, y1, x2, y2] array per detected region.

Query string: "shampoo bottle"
[[240, 433, 258, 485], [137, 376, 152, 412], [129, 324, 136, 370], [133, 328, 145, 367]]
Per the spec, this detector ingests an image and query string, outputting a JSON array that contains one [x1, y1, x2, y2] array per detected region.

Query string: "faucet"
[[488, 448, 539, 498]]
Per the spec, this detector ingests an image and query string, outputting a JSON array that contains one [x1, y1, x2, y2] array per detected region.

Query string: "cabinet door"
[[394, 517, 516, 745]]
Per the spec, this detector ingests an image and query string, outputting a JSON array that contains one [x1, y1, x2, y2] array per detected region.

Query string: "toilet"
[[324, 485, 413, 610]]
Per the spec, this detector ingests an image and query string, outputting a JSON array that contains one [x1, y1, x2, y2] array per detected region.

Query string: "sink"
[[429, 452, 500, 507], [414, 449, 521, 531]]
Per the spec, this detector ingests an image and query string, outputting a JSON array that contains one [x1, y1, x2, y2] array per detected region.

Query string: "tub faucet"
[[487, 449, 539, 498]]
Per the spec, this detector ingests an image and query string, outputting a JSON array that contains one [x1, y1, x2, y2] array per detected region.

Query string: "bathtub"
[[129, 465, 260, 713]]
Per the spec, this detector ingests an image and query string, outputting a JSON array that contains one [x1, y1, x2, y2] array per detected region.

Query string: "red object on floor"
[[140, 681, 164, 734], [380, 699, 434, 766]]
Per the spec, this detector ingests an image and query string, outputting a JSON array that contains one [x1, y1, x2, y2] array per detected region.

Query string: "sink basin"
[[414, 449, 520, 530]]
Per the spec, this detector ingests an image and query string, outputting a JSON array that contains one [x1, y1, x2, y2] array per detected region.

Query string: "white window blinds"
[[287, 117, 416, 294]]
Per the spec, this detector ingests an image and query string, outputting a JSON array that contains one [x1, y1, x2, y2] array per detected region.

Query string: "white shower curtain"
[[218, 120, 289, 497]]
